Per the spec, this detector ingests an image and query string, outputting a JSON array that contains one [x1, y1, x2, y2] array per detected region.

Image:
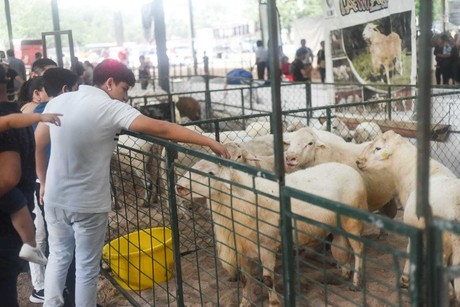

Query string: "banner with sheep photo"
[[323, 0, 416, 117]]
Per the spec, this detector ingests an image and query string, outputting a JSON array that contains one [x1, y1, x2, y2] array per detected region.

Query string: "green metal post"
[[165, 147, 184, 306], [4, 0, 13, 50], [51, 0, 64, 68], [265, 0, 291, 305], [387, 85, 392, 121], [306, 82, 312, 120], [417, 0, 433, 305]]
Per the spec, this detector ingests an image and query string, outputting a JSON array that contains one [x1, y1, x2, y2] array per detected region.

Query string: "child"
[[0, 112, 61, 264]]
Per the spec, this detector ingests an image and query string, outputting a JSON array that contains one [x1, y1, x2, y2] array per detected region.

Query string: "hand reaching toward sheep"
[[208, 140, 230, 159]]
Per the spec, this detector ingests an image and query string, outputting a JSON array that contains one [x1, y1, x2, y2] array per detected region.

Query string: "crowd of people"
[[253, 38, 327, 83], [433, 32, 460, 85], [0, 54, 229, 306]]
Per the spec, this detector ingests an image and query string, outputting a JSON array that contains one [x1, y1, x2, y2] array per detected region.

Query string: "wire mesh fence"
[[101, 82, 460, 306]]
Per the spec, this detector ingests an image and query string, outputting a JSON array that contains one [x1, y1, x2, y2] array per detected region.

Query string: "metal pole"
[[187, 0, 198, 75], [265, 0, 293, 305], [417, 0, 433, 305], [51, 0, 63, 68], [4, 0, 13, 50], [442, 0, 446, 32], [153, 0, 170, 92]]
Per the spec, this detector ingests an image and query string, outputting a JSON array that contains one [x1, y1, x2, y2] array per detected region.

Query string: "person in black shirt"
[[0, 63, 37, 306], [291, 48, 309, 82]]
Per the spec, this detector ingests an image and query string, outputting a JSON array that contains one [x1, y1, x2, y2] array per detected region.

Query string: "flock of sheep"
[[111, 94, 459, 305]]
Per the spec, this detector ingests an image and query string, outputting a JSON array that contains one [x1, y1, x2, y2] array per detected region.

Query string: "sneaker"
[[19, 243, 48, 265], [29, 289, 45, 303]]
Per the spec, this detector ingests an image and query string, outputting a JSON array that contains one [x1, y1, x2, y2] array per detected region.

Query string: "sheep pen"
[[82, 134, 419, 306], [19, 83, 459, 306]]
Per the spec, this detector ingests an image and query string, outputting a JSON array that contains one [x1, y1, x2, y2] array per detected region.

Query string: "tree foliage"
[[0, 0, 449, 49], [277, 0, 322, 32]]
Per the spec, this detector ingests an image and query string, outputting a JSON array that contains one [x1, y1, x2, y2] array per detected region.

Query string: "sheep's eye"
[[374, 147, 381, 152], [308, 142, 313, 146], [237, 155, 242, 159], [332, 126, 337, 130], [208, 171, 215, 175]]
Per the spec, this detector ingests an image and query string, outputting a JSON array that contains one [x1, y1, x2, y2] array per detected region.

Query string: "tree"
[[277, 0, 322, 37]]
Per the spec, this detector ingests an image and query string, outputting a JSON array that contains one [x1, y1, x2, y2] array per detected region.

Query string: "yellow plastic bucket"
[[102, 227, 174, 290]]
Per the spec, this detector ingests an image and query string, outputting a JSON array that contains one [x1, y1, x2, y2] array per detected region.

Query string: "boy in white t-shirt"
[[35, 59, 229, 307]]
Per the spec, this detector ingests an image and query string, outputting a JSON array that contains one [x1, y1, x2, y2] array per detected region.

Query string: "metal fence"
[[100, 81, 460, 306], [127, 80, 460, 176]]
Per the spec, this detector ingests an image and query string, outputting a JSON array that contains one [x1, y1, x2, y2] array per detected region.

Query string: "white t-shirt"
[[255, 46, 268, 63], [43, 85, 141, 213]]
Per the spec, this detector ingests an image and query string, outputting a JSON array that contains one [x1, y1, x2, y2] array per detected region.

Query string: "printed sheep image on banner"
[[362, 23, 403, 84]]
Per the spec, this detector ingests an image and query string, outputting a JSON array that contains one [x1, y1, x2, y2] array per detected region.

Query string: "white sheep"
[[284, 127, 398, 214], [320, 117, 354, 142], [353, 122, 383, 144], [285, 118, 306, 132], [362, 23, 402, 84], [239, 127, 343, 159], [176, 160, 367, 306], [240, 133, 279, 156], [225, 142, 275, 171], [245, 119, 306, 139], [112, 134, 163, 207], [355, 130, 460, 299]]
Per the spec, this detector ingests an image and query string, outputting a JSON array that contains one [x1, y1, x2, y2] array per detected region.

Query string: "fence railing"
[[103, 84, 460, 305]]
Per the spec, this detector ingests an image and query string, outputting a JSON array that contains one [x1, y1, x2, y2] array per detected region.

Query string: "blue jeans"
[[44, 207, 108, 307], [0, 237, 24, 307]]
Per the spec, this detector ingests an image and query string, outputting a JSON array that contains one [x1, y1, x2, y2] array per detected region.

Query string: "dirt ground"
[[17, 200, 412, 307]]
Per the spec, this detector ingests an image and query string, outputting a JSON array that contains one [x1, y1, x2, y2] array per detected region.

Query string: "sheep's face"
[[176, 159, 228, 199], [321, 118, 353, 142], [353, 129, 369, 144], [225, 143, 246, 163], [284, 128, 319, 172], [356, 131, 398, 171], [362, 23, 377, 41], [225, 143, 262, 168], [286, 119, 306, 132]]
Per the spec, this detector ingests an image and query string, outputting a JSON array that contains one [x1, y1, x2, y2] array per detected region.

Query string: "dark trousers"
[[319, 68, 326, 83], [435, 66, 442, 85], [0, 237, 23, 307], [257, 61, 267, 80]]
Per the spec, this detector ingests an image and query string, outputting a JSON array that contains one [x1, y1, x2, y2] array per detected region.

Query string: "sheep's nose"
[[345, 136, 353, 142], [285, 155, 298, 166], [356, 159, 365, 169], [286, 156, 295, 162]]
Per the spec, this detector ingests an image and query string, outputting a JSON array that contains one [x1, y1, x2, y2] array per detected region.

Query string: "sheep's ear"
[[315, 140, 327, 149], [242, 150, 261, 161], [283, 133, 292, 143], [382, 130, 397, 140]]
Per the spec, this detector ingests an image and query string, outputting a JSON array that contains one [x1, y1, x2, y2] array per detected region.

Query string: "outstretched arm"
[[129, 115, 230, 158], [0, 113, 62, 132]]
